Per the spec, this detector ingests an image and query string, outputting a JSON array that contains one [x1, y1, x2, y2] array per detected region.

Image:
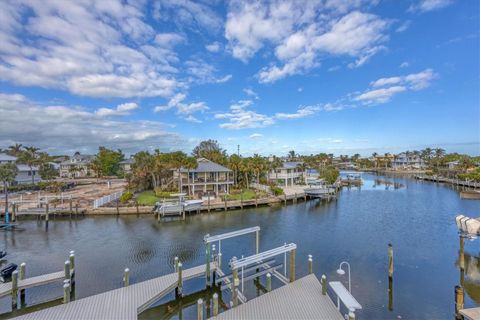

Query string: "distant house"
[[174, 158, 233, 198], [59, 152, 95, 178], [268, 161, 304, 186], [393, 153, 426, 170], [0, 153, 41, 184], [446, 160, 459, 170], [119, 158, 134, 173]]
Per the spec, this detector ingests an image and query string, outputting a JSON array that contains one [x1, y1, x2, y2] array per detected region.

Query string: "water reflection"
[[457, 240, 480, 303]]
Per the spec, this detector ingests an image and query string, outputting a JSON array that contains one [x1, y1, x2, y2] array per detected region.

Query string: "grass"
[[136, 191, 162, 206], [226, 189, 266, 200]]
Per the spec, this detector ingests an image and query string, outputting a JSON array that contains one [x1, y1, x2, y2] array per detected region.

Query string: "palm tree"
[[183, 156, 197, 196], [270, 156, 283, 183], [228, 154, 242, 186], [0, 162, 18, 218], [434, 148, 446, 170], [288, 150, 296, 161], [251, 154, 266, 184], [372, 152, 378, 168], [7, 143, 23, 156], [17, 146, 41, 184], [240, 158, 252, 189], [384, 153, 391, 170]]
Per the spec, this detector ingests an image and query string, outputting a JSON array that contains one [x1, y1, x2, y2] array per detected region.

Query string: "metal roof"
[[0, 153, 17, 162], [282, 161, 303, 169], [180, 158, 231, 173]]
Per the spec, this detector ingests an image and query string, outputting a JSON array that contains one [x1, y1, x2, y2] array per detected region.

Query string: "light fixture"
[[337, 261, 351, 292]]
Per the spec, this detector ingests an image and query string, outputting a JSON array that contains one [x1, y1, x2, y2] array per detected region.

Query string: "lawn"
[[226, 189, 266, 200], [136, 191, 163, 206]]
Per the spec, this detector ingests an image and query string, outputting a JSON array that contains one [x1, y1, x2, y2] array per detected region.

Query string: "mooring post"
[[213, 293, 219, 316], [11, 270, 18, 309], [459, 236, 465, 271], [123, 268, 130, 287], [255, 191, 258, 208], [12, 203, 16, 222], [266, 272, 272, 292], [45, 203, 49, 224], [69, 198, 73, 218], [232, 267, 239, 307], [135, 200, 139, 215], [176, 262, 183, 298], [64, 260, 71, 282], [289, 248, 296, 282], [294, 192, 297, 204], [116, 199, 119, 215], [348, 308, 356, 320], [388, 276, 394, 311], [218, 252, 222, 269], [206, 241, 211, 287], [308, 255, 313, 274], [75, 203, 78, 218], [321, 274, 327, 295], [255, 230, 260, 254], [284, 194, 287, 205], [19, 263, 26, 302], [174, 256, 179, 272], [388, 243, 394, 279], [455, 285, 464, 319], [240, 193, 243, 209], [69, 251, 75, 276], [197, 299, 204, 320], [63, 282, 70, 303], [224, 195, 227, 211]]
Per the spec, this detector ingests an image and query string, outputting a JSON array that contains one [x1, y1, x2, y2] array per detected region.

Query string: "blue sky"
[[0, 0, 478, 156]]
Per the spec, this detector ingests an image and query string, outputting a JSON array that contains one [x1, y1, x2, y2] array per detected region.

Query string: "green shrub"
[[271, 186, 284, 196], [119, 191, 133, 203]]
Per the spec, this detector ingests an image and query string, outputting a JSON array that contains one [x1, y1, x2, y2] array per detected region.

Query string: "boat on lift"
[[154, 193, 203, 217], [0, 263, 17, 282], [0, 251, 6, 259]]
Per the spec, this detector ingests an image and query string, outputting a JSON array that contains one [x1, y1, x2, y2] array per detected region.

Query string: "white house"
[[174, 158, 233, 198], [59, 152, 95, 178], [0, 153, 41, 184], [392, 153, 426, 170], [268, 161, 304, 186]]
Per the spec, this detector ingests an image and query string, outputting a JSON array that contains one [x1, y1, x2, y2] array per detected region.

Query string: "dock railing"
[[93, 191, 122, 209]]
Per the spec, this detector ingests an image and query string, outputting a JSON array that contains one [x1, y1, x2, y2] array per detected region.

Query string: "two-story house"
[[59, 152, 95, 178], [268, 161, 304, 186], [0, 153, 41, 184]]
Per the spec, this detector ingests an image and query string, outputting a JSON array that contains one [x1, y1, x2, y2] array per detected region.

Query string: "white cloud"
[[409, 0, 453, 12], [95, 102, 139, 117], [370, 69, 436, 90], [184, 115, 202, 123], [244, 88, 259, 99], [249, 133, 263, 139], [154, 33, 186, 47], [354, 86, 407, 104], [399, 61, 409, 68], [257, 11, 389, 82], [275, 106, 321, 119], [297, 87, 303, 92], [396, 20, 411, 32], [154, 93, 209, 115], [0, 0, 181, 98], [185, 59, 232, 84], [214, 100, 275, 129], [0, 93, 185, 154], [206, 42, 221, 52]]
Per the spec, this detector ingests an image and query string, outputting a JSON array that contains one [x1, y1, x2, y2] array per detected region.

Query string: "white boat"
[[304, 185, 336, 197], [154, 193, 203, 217], [184, 200, 203, 212]]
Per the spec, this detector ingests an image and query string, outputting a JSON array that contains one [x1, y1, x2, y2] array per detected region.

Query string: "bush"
[[271, 186, 284, 196], [154, 186, 173, 198], [119, 191, 133, 203]]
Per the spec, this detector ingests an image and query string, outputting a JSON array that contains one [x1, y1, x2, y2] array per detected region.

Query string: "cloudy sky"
[[0, 0, 478, 156]]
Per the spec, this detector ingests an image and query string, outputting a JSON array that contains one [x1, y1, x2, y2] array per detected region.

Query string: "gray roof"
[[180, 158, 231, 173], [119, 158, 134, 164], [0, 153, 17, 162], [60, 154, 95, 165], [282, 161, 303, 169]]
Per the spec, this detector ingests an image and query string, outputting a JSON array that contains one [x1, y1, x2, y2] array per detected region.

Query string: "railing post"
[[308, 255, 313, 274], [176, 262, 183, 298], [213, 293, 219, 316], [232, 266, 238, 307], [197, 299, 204, 320], [266, 272, 272, 292], [321, 274, 327, 295], [289, 248, 296, 282], [11, 270, 18, 309], [19, 263, 26, 302]]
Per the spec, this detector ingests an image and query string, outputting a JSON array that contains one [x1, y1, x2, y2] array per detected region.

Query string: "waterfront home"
[[175, 158, 233, 198], [392, 152, 426, 170], [119, 158, 134, 173], [0, 153, 41, 184], [269, 161, 304, 186], [59, 152, 95, 178]]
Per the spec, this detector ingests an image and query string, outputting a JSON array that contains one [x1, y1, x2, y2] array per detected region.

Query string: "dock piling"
[[45, 203, 49, 224], [174, 256, 179, 272], [206, 242, 211, 286], [123, 268, 130, 287], [11, 270, 18, 309], [63, 283, 70, 303], [266, 272, 272, 292], [12, 203, 16, 222], [321, 274, 327, 295], [455, 285, 464, 319], [197, 298, 204, 320], [232, 267, 239, 307], [388, 243, 394, 279], [64, 261, 71, 281], [213, 293, 219, 316], [289, 248, 296, 282], [348, 308, 356, 320], [308, 255, 313, 274], [176, 262, 183, 298], [218, 252, 222, 269], [19, 263, 26, 301], [69, 198, 73, 218]]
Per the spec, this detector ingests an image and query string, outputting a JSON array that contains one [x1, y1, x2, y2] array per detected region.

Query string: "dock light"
[[337, 261, 351, 292]]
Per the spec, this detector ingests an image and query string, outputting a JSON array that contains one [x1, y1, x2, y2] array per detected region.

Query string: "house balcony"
[[268, 172, 303, 180]]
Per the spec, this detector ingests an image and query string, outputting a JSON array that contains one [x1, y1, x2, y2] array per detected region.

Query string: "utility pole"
[[237, 145, 240, 157]]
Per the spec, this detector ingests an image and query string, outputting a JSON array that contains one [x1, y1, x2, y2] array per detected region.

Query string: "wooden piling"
[[459, 236, 465, 271], [135, 201, 139, 215], [123, 268, 130, 287], [240, 193, 243, 209], [19, 263, 26, 301], [388, 276, 393, 311], [197, 299, 203, 320], [116, 200, 119, 215], [308, 255, 313, 274], [224, 196, 227, 211], [45, 203, 49, 223], [388, 243, 394, 279], [348, 308, 355, 320], [255, 192, 258, 208], [62, 282, 70, 304], [289, 248, 296, 282], [213, 293, 219, 316], [75, 203, 78, 218], [206, 243, 211, 286], [321, 274, 327, 295], [266, 272, 272, 292], [255, 230, 260, 254], [284, 194, 287, 205], [69, 251, 75, 275], [174, 256, 179, 272], [218, 252, 222, 269], [232, 268, 239, 307], [294, 193, 297, 204], [455, 285, 464, 319], [11, 270, 18, 309], [69, 198, 73, 218], [208, 196, 211, 213], [176, 262, 183, 297], [64, 261, 71, 281], [12, 203, 16, 222]]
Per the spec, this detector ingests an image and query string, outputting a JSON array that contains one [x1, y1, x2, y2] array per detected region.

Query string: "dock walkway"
[[210, 274, 343, 320], [0, 271, 65, 298], [460, 307, 480, 320], [14, 264, 213, 320]]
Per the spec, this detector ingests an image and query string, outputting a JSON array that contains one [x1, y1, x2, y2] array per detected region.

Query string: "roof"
[[17, 164, 39, 171], [60, 153, 95, 165], [119, 158, 135, 164], [0, 153, 17, 162], [179, 158, 231, 173], [282, 161, 303, 169]]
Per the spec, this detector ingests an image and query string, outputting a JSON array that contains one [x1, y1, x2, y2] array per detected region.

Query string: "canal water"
[[0, 173, 478, 319]]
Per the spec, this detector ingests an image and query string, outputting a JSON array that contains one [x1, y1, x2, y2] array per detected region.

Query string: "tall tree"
[[39, 163, 58, 181], [7, 143, 23, 156], [228, 154, 242, 185], [250, 154, 266, 184], [17, 146, 40, 184], [269, 156, 283, 183], [287, 150, 296, 161], [92, 147, 124, 177], [192, 140, 227, 164], [0, 162, 18, 217]]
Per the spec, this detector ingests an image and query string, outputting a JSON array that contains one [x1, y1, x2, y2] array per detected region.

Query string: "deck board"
[[460, 307, 480, 320], [14, 263, 211, 320], [0, 271, 65, 298], [210, 274, 343, 320]]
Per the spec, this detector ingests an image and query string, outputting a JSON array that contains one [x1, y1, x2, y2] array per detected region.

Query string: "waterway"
[[0, 173, 479, 319]]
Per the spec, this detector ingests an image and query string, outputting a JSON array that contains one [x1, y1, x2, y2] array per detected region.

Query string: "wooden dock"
[[210, 274, 343, 320], [414, 175, 480, 188], [0, 271, 65, 298], [460, 307, 480, 320], [14, 263, 214, 320]]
